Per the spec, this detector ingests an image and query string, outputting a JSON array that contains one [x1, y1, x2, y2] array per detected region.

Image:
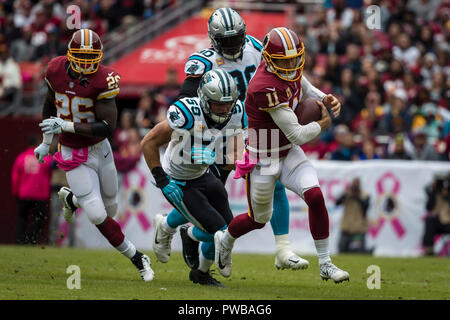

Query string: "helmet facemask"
[[211, 31, 246, 61], [263, 33, 306, 81], [67, 49, 102, 75]]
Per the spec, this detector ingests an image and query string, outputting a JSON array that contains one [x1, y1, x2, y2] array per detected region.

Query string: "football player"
[[33, 29, 154, 282], [141, 69, 245, 286], [153, 7, 339, 273], [213, 27, 349, 283]]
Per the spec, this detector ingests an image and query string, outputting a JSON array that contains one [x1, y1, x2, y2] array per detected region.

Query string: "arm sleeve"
[[267, 106, 321, 145], [301, 75, 326, 102], [176, 76, 201, 100]]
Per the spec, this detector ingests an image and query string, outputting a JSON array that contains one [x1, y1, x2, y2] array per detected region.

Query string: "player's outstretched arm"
[[302, 76, 341, 118], [141, 120, 173, 170], [35, 83, 56, 163]]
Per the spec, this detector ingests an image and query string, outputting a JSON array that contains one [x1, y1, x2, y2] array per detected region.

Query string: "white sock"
[[116, 238, 137, 259], [187, 226, 200, 242], [274, 234, 292, 254], [161, 217, 176, 234], [314, 237, 331, 265], [221, 230, 235, 249], [198, 252, 213, 273]]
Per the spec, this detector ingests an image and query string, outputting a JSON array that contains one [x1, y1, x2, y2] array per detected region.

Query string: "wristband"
[[151, 167, 169, 188], [43, 132, 53, 145], [62, 121, 75, 133]]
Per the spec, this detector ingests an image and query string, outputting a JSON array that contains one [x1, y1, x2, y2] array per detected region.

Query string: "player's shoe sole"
[[58, 187, 76, 223]]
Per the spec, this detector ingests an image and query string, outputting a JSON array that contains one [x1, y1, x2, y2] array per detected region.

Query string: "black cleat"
[[180, 225, 200, 269], [189, 269, 225, 287]]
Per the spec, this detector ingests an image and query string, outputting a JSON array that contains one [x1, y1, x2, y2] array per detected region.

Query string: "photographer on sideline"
[[336, 178, 370, 253], [422, 173, 450, 256]]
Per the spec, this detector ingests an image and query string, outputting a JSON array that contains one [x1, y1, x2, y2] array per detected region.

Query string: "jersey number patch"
[[55, 93, 95, 123], [106, 75, 120, 90]]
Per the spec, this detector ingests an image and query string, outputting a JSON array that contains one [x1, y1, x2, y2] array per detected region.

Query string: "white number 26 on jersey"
[[55, 93, 95, 123]]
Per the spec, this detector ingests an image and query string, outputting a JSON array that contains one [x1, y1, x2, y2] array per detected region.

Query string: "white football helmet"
[[198, 69, 239, 124]]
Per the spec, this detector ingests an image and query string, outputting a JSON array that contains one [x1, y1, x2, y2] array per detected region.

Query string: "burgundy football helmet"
[[262, 27, 305, 81], [67, 29, 103, 74]]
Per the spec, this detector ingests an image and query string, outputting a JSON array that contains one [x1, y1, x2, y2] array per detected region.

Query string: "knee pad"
[[78, 195, 107, 225], [251, 184, 274, 224], [201, 241, 215, 261]]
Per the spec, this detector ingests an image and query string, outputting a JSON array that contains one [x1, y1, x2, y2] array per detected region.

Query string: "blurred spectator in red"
[[330, 124, 361, 161], [114, 127, 142, 173], [302, 135, 330, 160], [159, 67, 181, 106], [11, 135, 52, 244], [113, 109, 136, 149], [0, 44, 22, 115], [136, 90, 167, 134]]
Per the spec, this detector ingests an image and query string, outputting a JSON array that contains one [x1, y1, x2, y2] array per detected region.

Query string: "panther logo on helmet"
[[262, 27, 305, 81], [67, 29, 103, 75]]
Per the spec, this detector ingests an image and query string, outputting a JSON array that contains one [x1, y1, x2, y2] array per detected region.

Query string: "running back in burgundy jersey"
[[44, 55, 120, 148]]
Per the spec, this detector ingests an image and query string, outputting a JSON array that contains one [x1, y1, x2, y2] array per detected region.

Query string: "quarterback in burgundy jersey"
[[214, 27, 350, 283], [34, 29, 153, 282]]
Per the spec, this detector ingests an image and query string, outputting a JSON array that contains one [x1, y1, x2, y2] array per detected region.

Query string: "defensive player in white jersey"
[[142, 69, 245, 286], [33, 29, 153, 282], [152, 7, 339, 272]]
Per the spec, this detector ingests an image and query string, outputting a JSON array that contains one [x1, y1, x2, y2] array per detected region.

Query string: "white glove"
[[34, 143, 50, 163], [39, 117, 75, 134]]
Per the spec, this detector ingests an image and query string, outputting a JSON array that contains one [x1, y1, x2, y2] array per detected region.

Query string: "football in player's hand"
[[295, 98, 321, 125]]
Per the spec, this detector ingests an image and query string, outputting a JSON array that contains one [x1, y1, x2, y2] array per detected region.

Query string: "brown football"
[[295, 98, 321, 125]]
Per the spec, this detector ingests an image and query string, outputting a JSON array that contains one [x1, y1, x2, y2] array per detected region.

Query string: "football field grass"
[[0, 245, 449, 300]]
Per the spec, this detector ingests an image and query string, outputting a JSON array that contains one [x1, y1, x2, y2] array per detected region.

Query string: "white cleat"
[[275, 251, 309, 270], [152, 213, 173, 263], [214, 230, 232, 278], [132, 253, 154, 282], [139, 254, 154, 282], [58, 187, 76, 223], [319, 261, 350, 283]]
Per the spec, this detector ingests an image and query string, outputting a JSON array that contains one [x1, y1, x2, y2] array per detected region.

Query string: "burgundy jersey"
[[44, 56, 120, 148], [245, 59, 303, 158]]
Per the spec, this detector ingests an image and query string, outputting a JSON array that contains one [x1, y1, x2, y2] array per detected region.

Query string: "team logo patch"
[[216, 58, 224, 66], [169, 110, 181, 122], [286, 87, 292, 98], [187, 63, 199, 74]]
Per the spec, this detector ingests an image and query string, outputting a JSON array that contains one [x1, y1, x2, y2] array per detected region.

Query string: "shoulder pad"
[[167, 100, 195, 130]]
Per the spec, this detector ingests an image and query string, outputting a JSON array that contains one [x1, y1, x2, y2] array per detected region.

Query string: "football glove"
[[39, 117, 75, 134], [191, 146, 216, 165], [34, 143, 49, 163], [151, 167, 186, 204]]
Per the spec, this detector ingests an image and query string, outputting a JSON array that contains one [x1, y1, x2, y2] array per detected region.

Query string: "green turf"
[[0, 245, 449, 300]]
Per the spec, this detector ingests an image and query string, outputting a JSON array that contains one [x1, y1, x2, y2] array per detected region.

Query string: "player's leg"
[[280, 146, 349, 283], [66, 161, 153, 282], [270, 181, 309, 270], [152, 208, 187, 263], [189, 241, 225, 287], [98, 139, 154, 281], [215, 168, 277, 277]]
